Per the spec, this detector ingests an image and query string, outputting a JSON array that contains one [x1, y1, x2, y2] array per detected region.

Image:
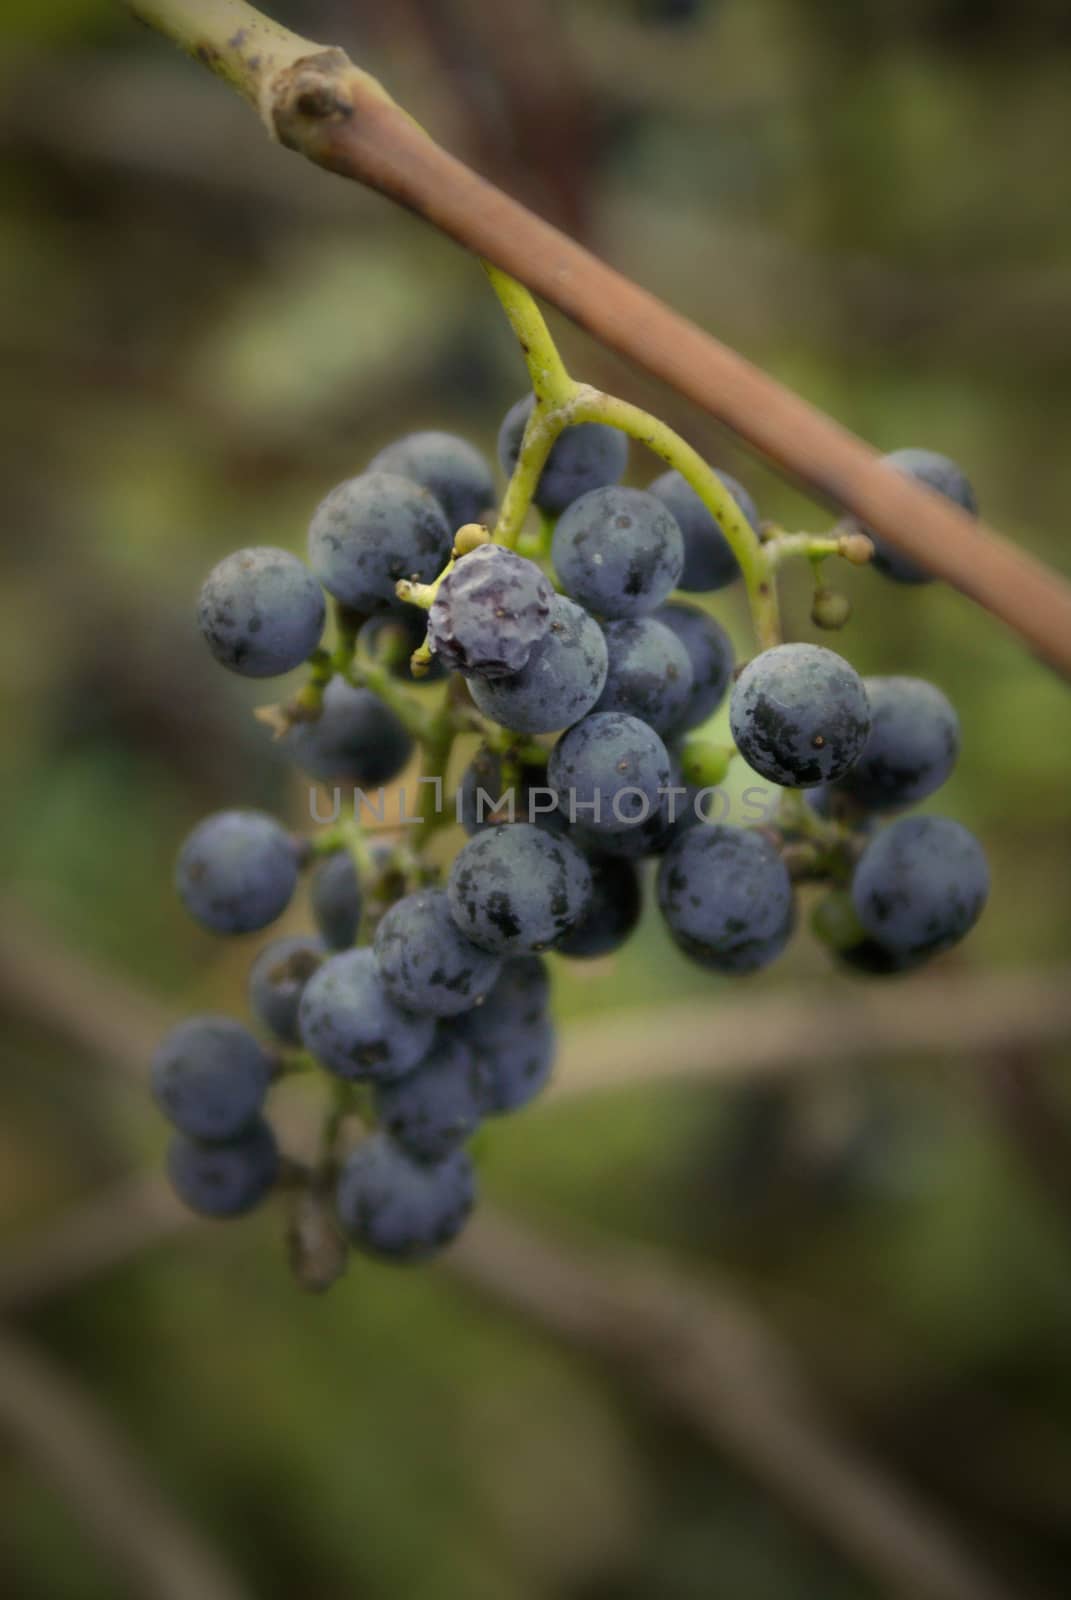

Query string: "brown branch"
[[550, 966, 1071, 1102], [2, 908, 1062, 1599], [0, 1323, 251, 1600], [0, 1175, 1039, 1600], [124, 1, 1071, 673], [450, 1213, 1037, 1600], [0, 915, 1050, 1600], [3, 897, 1069, 1106]]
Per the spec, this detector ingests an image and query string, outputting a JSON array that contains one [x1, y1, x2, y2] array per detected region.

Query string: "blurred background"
[[1, 1, 1070, 1596]]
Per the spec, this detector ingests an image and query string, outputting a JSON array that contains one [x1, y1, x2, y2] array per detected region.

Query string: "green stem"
[[344, 655, 433, 742], [571, 389, 777, 646], [125, 0, 320, 112], [765, 533, 843, 571], [483, 266, 780, 643], [494, 403, 569, 550], [482, 265, 573, 407]]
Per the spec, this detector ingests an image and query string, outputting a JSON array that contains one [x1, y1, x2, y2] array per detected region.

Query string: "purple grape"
[[152, 1016, 271, 1142], [428, 545, 552, 677], [336, 1135, 475, 1261], [249, 935, 325, 1045], [368, 431, 494, 531], [648, 468, 757, 591], [176, 810, 299, 936], [373, 889, 502, 1017], [281, 677, 412, 785], [658, 824, 793, 973], [595, 617, 695, 733], [552, 487, 684, 619], [497, 393, 628, 515], [447, 824, 593, 954], [308, 471, 451, 612], [467, 594, 608, 734], [198, 547, 325, 678], [730, 643, 871, 789], [299, 947, 435, 1083], [167, 1118, 279, 1219]]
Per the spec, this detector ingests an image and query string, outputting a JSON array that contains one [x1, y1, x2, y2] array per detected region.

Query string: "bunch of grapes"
[[154, 411, 989, 1284]]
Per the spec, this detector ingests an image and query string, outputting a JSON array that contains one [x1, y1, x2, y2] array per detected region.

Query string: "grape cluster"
[[154, 409, 989, 1282]]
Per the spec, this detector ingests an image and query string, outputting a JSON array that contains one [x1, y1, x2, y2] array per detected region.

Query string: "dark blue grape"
[[730, 643, 871, 788], [152, 1016, 271, 1142], [464, 1013, 556, 1115], [658, 824, 793, 973], [549, 711, 671, 833], [167, 1117, 279, 1218], [375, 1028, 489, 1163], [248, 935, 324, 1045], [851, 816, 989, 960], [497, 394, 628, 515], [176, 809, 299, 935], [335, 1134, 475, 1261], [308, 471, 451, 612], [653, 602, 735, 732], [458, 746, 565, 836], [360, 609, 445, 683], [552, 487, 684, 619], [810, 888, 917, 976], [832, 676, 959, 812], [868, 448, 978, 584], [281, 677, 412, 785], [595, 617, 694, 733], [448, 824, 593, 954], [367, 431, 495, 531], [459, 957, 550, 1049], [197, 547, 325, 679], [299, 947, 435, 1083], [571, 746, 705, 859], [373, 889, 502, 1017], [648, 469, 757, 591], [427, 545, 552, 677], [309, 851, 362, 949], [557, 854, 642, 958], [467, 594, 608, 734]]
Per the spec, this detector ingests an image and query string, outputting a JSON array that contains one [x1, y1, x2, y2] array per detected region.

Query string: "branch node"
[[271, 48, 356, 148]]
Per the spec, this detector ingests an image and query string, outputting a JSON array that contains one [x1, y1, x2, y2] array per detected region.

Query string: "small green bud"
[[453, 523, 492, 557], [838, 532, 874, 566]]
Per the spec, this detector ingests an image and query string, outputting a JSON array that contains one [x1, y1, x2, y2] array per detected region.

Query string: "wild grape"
[[198, 547, 325, 678], [498, 393, 628, 514], [730, 643, 871, 788], [552, 486, 684, 618]]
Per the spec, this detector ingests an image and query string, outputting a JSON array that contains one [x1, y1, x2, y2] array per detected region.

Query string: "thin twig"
[[551, 966, 1071, 1102], [0, 1174, 191, 1312], [2, 899, 1069, 1106], [0, 1323, 251, 1600], [123, 0, 1071, 673]]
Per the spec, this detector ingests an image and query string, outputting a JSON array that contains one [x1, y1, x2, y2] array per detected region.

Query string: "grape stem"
[[483, 267, 782, 649]]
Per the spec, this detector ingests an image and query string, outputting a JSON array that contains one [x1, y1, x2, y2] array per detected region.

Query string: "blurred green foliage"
[[1, 2, 1070, 1597]]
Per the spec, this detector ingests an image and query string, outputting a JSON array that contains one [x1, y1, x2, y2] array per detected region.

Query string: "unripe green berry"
[[680, 738, 734, 789], [810, 889, 866, 952], [811, 587, 852, 630]]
